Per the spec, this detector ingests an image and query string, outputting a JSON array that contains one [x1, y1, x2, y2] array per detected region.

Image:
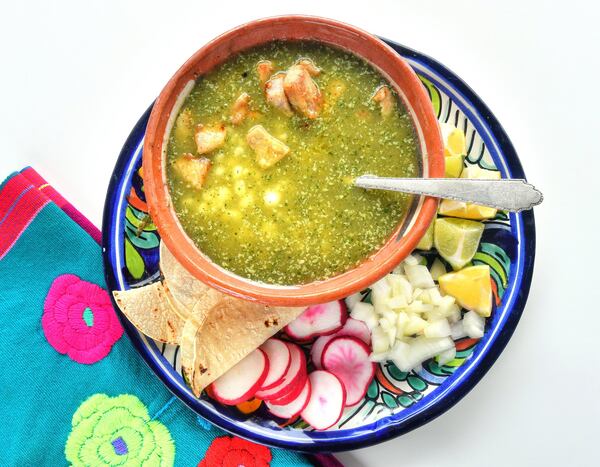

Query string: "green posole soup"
[[166, 41, 420, 285]]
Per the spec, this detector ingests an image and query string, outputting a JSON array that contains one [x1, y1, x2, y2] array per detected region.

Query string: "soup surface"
[[166, 41, 420, 285]]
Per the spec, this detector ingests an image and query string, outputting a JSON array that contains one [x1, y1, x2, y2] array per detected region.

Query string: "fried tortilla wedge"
[[181, 294, 304, 397], [152, 241, 305, 395], [112, 281, 184, 345], [159, 242, 211, 324]]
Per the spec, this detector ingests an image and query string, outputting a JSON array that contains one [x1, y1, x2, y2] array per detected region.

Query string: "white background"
[[1, 1, 598, 466]]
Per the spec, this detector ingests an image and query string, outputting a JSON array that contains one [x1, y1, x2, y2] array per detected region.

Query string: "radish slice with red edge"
[[300, 370, 346, 430], [310, 335, 335, 370], [284, 301, 347, 341], [259, 338, 291, 390], [311, 318, 371, 369], [321, 336, 375, 406], [255, 343, 305, 401], [266, 378, 311, 419], [340, 318, 371, 345], [209, 349, 269, 405], [267, 369, 307, 405]]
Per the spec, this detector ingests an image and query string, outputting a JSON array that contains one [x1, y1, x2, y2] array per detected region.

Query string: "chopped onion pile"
[[350, 254, 486, 372]]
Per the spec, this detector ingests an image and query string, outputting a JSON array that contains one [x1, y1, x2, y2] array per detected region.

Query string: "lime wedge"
[[434, 218, 484, 270]]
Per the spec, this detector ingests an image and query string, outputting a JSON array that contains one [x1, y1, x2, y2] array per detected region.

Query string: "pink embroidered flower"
[[42, 274, 123, 364]]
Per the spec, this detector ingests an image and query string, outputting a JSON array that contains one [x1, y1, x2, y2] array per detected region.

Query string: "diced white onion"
[[351, 302, 378, 330], [450, 320, 467, 340], [392, 337, 454, 372], [463, 310, 485, 338], [407, 300, 434, 314], [404, 254, 419, 266], [345, 292, 364, 309], [430, 258, 446, 281], [369, 352, 389, 362], [381, 308, 398, 325], [396, 311, 409, 335], [405, 314, 428, 335], [437, 346, 457, 366], [446, 305, 462, 323], [362, 254, 490, 370], [388, 295, 408, 310], [437, 295, 456, 316], [379, 317, 394, 332], [371, 277, 391, 302], [412, 288, 424, 300], [405, 264, 435, 289], [424, 319, 452, 338], [386, 326, 397, 347], [371, 326, 390, 353], [387, 274, 413, 301], [428, 287, 442, 305]]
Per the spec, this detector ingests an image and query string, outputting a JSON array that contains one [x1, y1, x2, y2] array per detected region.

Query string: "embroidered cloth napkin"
[[0, 168, 340, 467]]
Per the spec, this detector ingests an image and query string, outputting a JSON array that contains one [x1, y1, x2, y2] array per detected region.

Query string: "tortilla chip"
[[179, 288, 227, 388], [112, 281, 184, 345], [163, 280, 192, 322], [181, 294, 304, 396], [159, 241, 305, 395], [159, 242, 211, 323]]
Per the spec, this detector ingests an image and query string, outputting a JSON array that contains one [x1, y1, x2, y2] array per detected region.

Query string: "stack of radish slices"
[[206, 301, 376, 430]]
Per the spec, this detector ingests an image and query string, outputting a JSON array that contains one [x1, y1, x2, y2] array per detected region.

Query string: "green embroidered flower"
[[65, 394, 174, 466]]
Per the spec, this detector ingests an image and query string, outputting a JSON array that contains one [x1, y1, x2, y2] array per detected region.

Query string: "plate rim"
[[102, 39, 536, 452]]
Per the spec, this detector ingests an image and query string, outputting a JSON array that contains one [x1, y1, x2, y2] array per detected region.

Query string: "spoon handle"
[[354, 176, 543, 212]]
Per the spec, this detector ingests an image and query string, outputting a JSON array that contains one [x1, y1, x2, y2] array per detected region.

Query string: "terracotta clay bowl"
[[142, 15, 444, 306]]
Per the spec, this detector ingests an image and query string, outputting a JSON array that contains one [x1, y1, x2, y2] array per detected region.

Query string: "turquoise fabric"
[[0, 176, 315, 466]]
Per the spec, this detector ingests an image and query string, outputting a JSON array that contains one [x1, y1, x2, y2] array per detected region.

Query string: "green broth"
[[167, 41, 420, 285]]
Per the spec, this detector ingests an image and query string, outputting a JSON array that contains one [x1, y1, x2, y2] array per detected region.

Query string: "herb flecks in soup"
[[166, 41, 420, 285]]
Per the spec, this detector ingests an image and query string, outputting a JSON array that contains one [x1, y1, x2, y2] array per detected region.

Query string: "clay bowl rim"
[[142, 15, 444, 306]]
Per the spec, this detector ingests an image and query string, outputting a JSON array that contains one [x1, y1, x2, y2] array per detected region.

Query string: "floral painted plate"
[[102, 39, 536, 452]]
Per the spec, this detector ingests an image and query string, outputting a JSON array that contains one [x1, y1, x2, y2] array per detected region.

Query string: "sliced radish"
[[268, 370, 307, 405], [284, 301, 347, 341], [310, 335, 335, 370], [255, 343, 305, 401], [321, 336, 375, 406], [310, 318, 371, 369], [258, 338, 291, 391], [300, 371, 346, 430], [209, 349, 269, 405], [266, 378, 311, 419], [339, 318, 371, 345]]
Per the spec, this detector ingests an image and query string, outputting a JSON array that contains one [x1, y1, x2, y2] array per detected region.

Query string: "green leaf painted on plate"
[[456, 344, 477, 359], [419, 76, 441, 118], [479, 158, 498, 170], [407, 375, 427, 392], [127, 205, 157, 230], [427, 359, 455, 376], [366, 379, 379, 400], [381, 392, 398, 409], [386, 362, 408, 381], [125, 221, 159, 249], [473, 251, 507, 286], [398, 395, 414, 408], [125, 238, 145, 279]]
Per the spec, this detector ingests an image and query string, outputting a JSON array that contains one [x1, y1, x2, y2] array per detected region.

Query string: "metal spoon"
[[354, 176, 543, 212]]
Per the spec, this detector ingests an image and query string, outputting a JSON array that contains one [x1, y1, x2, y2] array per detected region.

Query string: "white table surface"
[[1, 1, 598, 465]]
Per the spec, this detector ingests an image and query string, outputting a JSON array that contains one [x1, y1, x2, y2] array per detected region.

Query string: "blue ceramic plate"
[[102, 39, 535, 452]]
